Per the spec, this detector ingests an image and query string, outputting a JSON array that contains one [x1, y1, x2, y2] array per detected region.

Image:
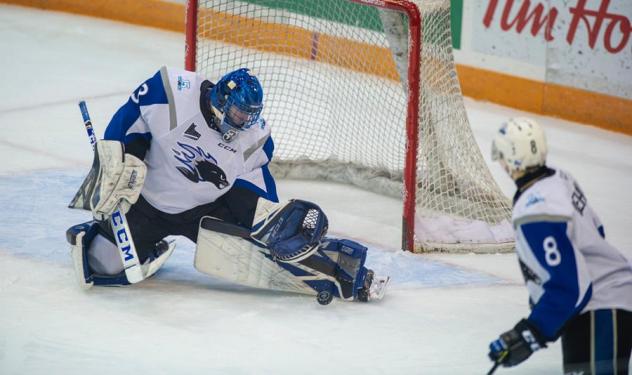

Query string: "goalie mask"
[[491, 117, 548, 178], [209, 68, 263, 142]]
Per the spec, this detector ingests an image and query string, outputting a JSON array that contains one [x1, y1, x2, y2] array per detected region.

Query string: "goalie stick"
[[78, 101, 144, 283]]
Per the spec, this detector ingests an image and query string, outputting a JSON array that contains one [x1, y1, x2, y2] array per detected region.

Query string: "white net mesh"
[[192, 0, 514, 252]]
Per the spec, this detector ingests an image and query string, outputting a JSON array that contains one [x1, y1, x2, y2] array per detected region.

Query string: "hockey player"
[[66, 66, 388, 304], [487, 117, 632, 374]]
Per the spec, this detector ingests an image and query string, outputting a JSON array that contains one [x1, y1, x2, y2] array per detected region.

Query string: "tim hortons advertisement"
[[470, 0, 631, 99]]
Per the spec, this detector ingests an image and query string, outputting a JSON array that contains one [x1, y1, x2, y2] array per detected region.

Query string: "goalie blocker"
[[194, 199, 389, 304]]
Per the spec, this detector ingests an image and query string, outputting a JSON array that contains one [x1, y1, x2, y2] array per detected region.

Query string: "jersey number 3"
[[131, 83, 149, 104]]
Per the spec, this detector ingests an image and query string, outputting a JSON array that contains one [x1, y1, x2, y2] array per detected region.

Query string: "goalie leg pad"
[[296, 238, 370, 301], [196, 217, 378, 301], [196, 217, 383, 302], [67, 222, 174, 287], [141, 240, 175, 279], [68, 222, 98, 289], [321, 238, 369, 297], [87, 232, 125, 275], [195, 218, 316, 295], [67, 222, 130, 288]]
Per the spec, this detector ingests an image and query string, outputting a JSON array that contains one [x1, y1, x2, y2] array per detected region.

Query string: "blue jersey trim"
[[521, 221, 592, 340], [263, 136, 274, 160], [104, 98, 142, 142], [234, 164, 278, 202], [261, 164, 278, 202], [233, 136, 278, 202], [139, 70, 168, 106], [105, 69, 167, 148], [104, 70, 167, 142], [261, 137, 277, 201]]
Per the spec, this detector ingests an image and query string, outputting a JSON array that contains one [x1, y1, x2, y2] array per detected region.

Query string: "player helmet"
[[491, 117, 548, 178], [209, 68, 263, 142]]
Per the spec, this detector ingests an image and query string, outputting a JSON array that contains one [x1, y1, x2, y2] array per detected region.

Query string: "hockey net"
[[186, 0, 514, 253]]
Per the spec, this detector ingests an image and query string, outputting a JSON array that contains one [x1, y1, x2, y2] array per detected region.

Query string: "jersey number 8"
[[543, 236, 561, 266]]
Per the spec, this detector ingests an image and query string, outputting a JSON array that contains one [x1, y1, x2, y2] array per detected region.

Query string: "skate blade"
[[368, 275, 390, 301]]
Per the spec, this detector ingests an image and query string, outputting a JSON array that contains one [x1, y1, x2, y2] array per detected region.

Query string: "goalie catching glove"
[[249, 199, 389, 301], [73, 140, 146, 220], [250, 198, 328, 262]]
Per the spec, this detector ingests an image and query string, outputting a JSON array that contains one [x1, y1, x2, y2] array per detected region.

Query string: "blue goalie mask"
[[209, 68, 263, 142]]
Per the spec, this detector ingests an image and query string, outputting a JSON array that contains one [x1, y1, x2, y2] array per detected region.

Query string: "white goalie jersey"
[[103, 66, 277, 214], [513, 168, 632, 341]]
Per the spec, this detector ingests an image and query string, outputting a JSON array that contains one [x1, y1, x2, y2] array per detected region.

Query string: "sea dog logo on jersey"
[[525, 193, 545, 208], [172, 142, 229, 189]]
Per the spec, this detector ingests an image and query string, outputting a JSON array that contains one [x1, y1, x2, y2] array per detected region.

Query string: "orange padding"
[[196, 8, 398, 81], [4, 0, 630, 135], [1, 0, 184, 32], [457, 65, 632, 135]]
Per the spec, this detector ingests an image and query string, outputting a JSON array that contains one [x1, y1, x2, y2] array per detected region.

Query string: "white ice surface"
[[1, 5, 631, 375]]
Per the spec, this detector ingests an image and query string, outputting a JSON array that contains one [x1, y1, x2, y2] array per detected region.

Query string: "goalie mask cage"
[[185, 0, 514, 253]]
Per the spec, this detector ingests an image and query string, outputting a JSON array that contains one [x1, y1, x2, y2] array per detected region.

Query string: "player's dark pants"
[[561, 309, 632, 375], [98, 186, 260, 263]]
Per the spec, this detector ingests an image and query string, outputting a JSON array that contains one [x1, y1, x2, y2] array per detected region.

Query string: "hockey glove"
[[488, 319, 546, 367], [90, 140, 146, 221], [251, 199, 328, 262]]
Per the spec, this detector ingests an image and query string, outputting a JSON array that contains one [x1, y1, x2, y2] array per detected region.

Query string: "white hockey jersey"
[[513, 167, 632, 341], [104, 66, 277, 214]]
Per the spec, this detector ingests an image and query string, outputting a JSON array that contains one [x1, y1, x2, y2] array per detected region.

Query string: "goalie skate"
[[358, 270, 390, 302]]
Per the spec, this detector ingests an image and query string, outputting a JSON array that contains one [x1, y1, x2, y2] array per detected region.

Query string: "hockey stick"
[[79, 101, 144, 283], [487, 361, 501, 375], [487, 351, 508, 375]]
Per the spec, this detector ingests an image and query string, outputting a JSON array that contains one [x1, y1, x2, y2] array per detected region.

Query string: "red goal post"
[[185, 0, 514, 253]]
